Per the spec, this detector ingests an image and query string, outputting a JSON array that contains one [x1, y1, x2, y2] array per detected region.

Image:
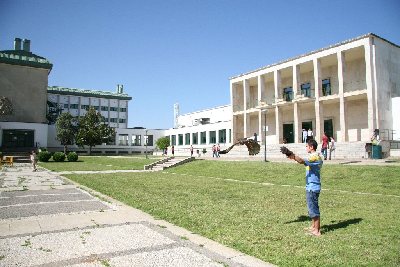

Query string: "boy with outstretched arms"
[[287, 139, 323, 236]]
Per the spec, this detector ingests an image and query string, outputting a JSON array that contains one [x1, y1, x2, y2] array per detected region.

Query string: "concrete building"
[[0, 38, 53, 149], [164, 105, 232, 155], [230, 33, 400, 149]]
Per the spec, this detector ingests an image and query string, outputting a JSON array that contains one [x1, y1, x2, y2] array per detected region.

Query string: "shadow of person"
[[321, 218, 363, 233], [284, 215, 310, 224]]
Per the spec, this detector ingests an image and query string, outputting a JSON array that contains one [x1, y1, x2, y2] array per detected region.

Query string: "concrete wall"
[[0, 63, 48, 123], [0, 122, 48, 147]]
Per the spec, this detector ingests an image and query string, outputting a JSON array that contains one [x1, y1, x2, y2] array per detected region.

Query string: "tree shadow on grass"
[[321, 218, 363, 233]]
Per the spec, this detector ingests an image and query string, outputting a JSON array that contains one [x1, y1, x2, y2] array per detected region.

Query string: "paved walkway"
[[0, 164, 275, 267]]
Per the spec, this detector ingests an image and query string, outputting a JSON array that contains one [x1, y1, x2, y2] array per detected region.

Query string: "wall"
[[0, 63, 48, 123], [0, 122, 48, 147]]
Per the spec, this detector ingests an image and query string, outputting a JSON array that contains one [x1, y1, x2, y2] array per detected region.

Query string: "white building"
[[164, 105, 232, 154], [230, 33, 400, 148]]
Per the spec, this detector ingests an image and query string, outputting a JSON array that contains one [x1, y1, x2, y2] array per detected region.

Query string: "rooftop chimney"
[[116, 84, 124, 93], [22, 39, 30, 52], [14, 38, 22, 50]]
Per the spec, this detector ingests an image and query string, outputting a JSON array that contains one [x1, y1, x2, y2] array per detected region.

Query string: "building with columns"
[[230, 33, 400, 145]]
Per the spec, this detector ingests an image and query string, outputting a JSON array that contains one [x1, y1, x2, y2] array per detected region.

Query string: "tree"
[[76, 107, 115, 155], [156, 136, 170, 150], [55, 113, 77, 154]]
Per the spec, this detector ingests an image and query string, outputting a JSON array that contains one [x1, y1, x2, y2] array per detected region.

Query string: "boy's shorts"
[[306, 190, 320, 218]]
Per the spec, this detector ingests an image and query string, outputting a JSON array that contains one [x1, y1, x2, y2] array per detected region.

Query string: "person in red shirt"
[[321, 133, 329, 160]]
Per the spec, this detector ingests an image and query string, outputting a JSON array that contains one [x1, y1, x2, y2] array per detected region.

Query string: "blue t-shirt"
[[303, 152, 323, 192]]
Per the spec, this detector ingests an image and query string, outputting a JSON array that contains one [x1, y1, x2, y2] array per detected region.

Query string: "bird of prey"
[[219, 138, 260, 156]]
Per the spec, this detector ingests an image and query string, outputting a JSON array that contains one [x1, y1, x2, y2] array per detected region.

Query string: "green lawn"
[[38, 155, 161, 171], [58, 159, 399, 266]]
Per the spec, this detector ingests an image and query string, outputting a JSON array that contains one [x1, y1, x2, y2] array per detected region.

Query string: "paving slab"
[[0, 164, 276, 267]]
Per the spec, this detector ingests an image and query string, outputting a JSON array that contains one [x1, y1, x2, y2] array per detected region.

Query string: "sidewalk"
[[0, 164, 275, 267]]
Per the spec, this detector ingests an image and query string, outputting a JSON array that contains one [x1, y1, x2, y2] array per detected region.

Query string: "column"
[[337, 51, 347, 142], [294, 102, 300, 143], [313, 58, 323, 142], [293, 64, 299, 98], [365, 39, 377, 134], [244, 79, 249, 111], [274, 70, 281, 102], [275, 106, 281, 143], [258, 75, 264, 139]]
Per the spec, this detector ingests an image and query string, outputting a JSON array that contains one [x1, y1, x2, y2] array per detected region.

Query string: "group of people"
[[302, 128, 314, 143], [212, 144, 221, 158]]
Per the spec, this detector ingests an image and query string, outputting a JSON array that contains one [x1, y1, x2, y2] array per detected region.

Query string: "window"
[[178, 134, 183, 145], [144, 135, 153, 146], [118, 134, 129, 146], [229, 129, 232, 143], [171, 135, 176, 146], [110, 107, 118, 111], [283, 87, 293, 101], [209, 131, 216, 144], [110, 118, 118, 123], [322, 78, 331, 96], [81, 105, 89, 110], [119, 107, 127, 112], [131, 135, 141, 146], [200, 132, 206, 144], [192, 132, 198, 145], [64, 104, 69, 109], [101, 106, 109, 111], [119, 119, 126, 123], [69, 104, 79, 109], [301, 82, 311, 97], [93, 106, 99, 111], [218, 129, 226, 143], [185, 133, 190, 145]]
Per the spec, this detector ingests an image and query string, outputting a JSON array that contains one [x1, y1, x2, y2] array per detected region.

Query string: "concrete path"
[[0, 164, 275, 267]]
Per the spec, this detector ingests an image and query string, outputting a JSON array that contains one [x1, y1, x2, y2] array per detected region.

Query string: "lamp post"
[[145, 129, 148, 159], [259, 102, 268, 162]]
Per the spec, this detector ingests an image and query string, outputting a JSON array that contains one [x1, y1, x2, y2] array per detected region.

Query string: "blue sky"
[[1, 0, 399, 129]]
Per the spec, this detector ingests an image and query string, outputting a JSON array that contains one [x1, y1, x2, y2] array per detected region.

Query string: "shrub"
[[202, 148, 207, 154], [67, 152, 78, 162], [38, 151, 52, 162], [53, 152, 66, 162]]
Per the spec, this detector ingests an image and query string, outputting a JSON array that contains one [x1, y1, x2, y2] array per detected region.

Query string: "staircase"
[[204, 141, 371, 160], [144, 157, 196, 171]]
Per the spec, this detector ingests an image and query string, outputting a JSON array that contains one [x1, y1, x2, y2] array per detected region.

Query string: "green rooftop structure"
[[0, 38, 53, 70]]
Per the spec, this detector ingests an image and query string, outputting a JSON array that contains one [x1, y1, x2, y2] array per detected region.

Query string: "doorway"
[[324, 119, 334, 138], [283, 123, 294, 143], [2, 130, 34, 148]]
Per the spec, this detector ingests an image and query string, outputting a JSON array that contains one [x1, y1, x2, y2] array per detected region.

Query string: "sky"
[[1, 0, 399, 129]]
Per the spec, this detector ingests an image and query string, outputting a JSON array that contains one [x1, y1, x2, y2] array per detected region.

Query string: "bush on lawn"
[[53, 152, 66, 162], [67, 152, 78, 162], [38, 151, 52, 162]]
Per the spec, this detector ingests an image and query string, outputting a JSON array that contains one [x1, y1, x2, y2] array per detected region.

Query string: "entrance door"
[[2, 130, 34, 148], [302, 121, 313, 132], [283, 123, 294, 143], [324, 119, 334, 138]]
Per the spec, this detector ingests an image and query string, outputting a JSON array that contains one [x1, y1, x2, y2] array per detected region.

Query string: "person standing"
[[285, 139, 323, 236], [329, 136, 335, 160], [216, 143, 221, 157], [30, 150, 38, 171], [190, 145, 194, 157], [321, 133, 329, 160], [302, 129, 308, 143], [307, 128, 314, 141], [171, 146, 175, 157], [212, 145, 216, 158]]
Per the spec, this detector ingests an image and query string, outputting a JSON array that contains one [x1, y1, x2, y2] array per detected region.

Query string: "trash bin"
[[372, 145, 382, 159]]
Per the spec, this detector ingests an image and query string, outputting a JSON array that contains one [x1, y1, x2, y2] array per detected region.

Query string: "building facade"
[[0, 38, 52, 149], [165, 105, 232, 154], [230, 33, 400, 145]]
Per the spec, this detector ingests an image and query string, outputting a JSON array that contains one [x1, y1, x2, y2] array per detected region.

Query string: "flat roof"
[[48, 86, 132, 100], [229, 33, 400, 80]]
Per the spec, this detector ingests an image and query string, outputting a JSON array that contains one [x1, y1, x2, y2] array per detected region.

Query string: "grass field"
[[46, 159, 400, 266], [38, 155, 160, 171]]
